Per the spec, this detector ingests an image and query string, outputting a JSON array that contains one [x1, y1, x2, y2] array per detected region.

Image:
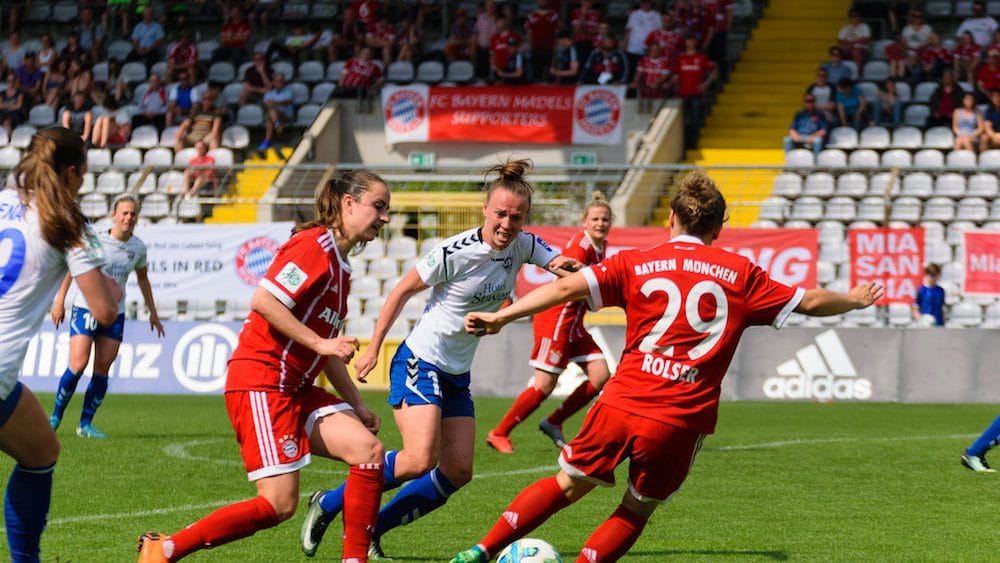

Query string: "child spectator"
[[549, 31, 581, 84], [954, 31, 982, 85], [980, 89, 1000, 151], [0, 79, 25, 133], [132, 73, 169, 131], [953, 92, 983, 151], [526, 0, 560, 83], [784, 94, 827, 160], [60, 91, 94, 142], [174, 95, 223, 153], [632, 42, 674, 99], [931, 69, 966, 127], [181, 140, 216, 199], [167, 71, 200, 127], [260, 73, 295, 151], [838, 8, 871, 68], [912, 264, 945, 327]]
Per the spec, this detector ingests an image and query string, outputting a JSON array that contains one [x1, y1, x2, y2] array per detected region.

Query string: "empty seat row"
[[826, 126, 982, 151], [786, 146, 998, 168], [773, 171, 999, 199], [761, 194, 996, 223]]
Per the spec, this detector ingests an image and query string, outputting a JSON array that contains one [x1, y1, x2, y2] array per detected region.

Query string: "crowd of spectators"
[[788, 1, 1000, 157]]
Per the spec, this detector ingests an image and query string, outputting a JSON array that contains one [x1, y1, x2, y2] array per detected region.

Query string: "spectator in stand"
[[489, 16, 524, 84], [977, 50, 1000, 102], [526, 0, 560, 83], [354, 0, 380, 30], [784, 94, 827, 160], [338, 46, 384, 98], [99, 58, 128, 107], [60, 32, 87, 67], [0, 79, 25, 133], [213, 6, 251, 66], [953, 92, 983, 151], [835, 77, 869, 130], [132, 72, 169, 131], [181, 140, 216, 200], [42, 57, 68, 111], [887, 0, 915, 34], [65, 59, 90, 101], [444, 7, 475, 62], [78, 7, 107, 65], [267, 25, 320, 65], [167, 70, 200, 127], [329, 7, 366, 63], [239, 52, 273, 106], [365, 15, 397, 65], [571, 0, 602, 64], [646, 12, 684, 68], [821, 46, 854, 86], [550, 31, 581, 84], [957, 1, 998, 50], [174, 93, 223, 153], [912, 264, 945, 327], [624, 0, 661, 82], [474, 0, 499, 80], [167, 32, 199, 82], [930, 68, 966, 127], [632, 42, 674, 99], [60, 91, 94, 142], [493, 38, 526, 85], [37, 34, 57, 75], [127, 7, 166, 69], [675, 35, 717, 149], [806, 68, 836, 122], [874, 77, 903, 128], [581, 35, 628, 85], [251, 0, 281, 36], [989, 29, 1000, 57], [15, 52, 44, 106], [704, 0, 733, 81], [980, 89, 1000, 150], [884, 35, 907, 80], [395, 18, 422, 63], [916, 32, 950, 82], [901, 10, 932, 53], [260, 73, 294, 151], [954, 31, 982, 85], [91, 97, 131, 148], [838, 8, 871, 68], [1, 31, 25, 80]]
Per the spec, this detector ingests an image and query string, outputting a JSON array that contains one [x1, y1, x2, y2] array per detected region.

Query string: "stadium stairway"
[[651, 0, 852, 227], [204, 147, 293, 224]]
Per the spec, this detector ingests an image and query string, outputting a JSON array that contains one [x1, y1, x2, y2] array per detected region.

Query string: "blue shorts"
[[387, 341, 474, 419], [69, 306, 125, 341]]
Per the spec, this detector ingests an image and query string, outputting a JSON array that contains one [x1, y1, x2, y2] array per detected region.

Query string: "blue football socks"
[[51, 369, 81, 421], [373, 467, 460, 539], [79, 374, 108, 428], [319, 450, 400, 514], [5, 462, 55, 563], [967, 415, 1000, 456]]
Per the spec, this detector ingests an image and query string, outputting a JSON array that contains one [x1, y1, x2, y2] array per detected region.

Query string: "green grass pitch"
[[9, 393, 1000, 562]]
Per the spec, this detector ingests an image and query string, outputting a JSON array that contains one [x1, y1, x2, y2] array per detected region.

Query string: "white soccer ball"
[[919, 314, 937, 327], [497, 538, 562, 563]]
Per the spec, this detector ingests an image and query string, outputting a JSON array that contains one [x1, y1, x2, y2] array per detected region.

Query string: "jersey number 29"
[[637, 278, 729, 360]]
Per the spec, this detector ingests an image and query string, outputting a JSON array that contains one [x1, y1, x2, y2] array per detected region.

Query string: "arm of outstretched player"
[[324, 356, 380, 434], [466, 271, 591, 336], [250, 286, 360, 361], [135, 266, 165, 337], [50, 272, 73, 328], [795, 283, 883, 316], [353, 268, 430, 382], [544, 254, 584, 277]]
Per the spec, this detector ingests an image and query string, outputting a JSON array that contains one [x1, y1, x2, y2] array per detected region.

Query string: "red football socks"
[[342, 463, 384, 560], [168, 495, 279, 559], [494, 386, 547, 436], [547, 381, 597, 426], [577, 505, 648, 562], [480, 476, 571, 555]]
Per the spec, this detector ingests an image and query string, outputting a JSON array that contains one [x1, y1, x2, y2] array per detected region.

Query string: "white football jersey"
[[0, 189, 104, 397], [406, 227, 559, 374], [72, 230, 147, 312]]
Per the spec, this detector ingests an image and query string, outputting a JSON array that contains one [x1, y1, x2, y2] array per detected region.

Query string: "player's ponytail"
[[484, 157, 534, 207], [296, 168, 387, 239], [670, 170, 727, 237], [583, 190, 612, 220], [14, 126, 87, 251]]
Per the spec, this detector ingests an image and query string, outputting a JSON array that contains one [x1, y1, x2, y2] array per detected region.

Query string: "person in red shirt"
[[954, 31, 982, 85], [181, 140, 216, 200], [365, 15, 397, 64], [489, 16, 523, 83], [633, 42, 676, 100], [137, 170, 392, 563], [213, 6, 251, 66], [487, 193, 614, 454], [339, 46, 384, 99], [917, 32, 949, 82], [977, 50, 1000, 101], [167, 32, 199, 82], [452, 171, 882, 563], [645, 12, 684, 67], [675, 35, 717, 148], [353, 0, 379, 31], [526, 0, 560, 82], [571, 0, 603, 62]]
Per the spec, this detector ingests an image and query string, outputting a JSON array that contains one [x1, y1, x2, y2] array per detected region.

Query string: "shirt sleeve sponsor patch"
[[275, 261, 309, 294]]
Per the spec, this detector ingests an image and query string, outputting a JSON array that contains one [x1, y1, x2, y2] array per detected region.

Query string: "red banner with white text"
[[849, 228, 924, 304], [516, 227, 819, 297], [381, 84, 625, 145], [964, 231, 1000, 295]]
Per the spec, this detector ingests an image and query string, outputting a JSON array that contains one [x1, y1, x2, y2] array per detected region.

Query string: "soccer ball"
[[497, 538, 562, 563]]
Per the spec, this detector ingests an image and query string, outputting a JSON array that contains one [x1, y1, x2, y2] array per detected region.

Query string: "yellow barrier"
[[317, 338, 403, 390]]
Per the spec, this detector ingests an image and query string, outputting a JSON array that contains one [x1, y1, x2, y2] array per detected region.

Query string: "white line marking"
[[706, 433, 978, 452]]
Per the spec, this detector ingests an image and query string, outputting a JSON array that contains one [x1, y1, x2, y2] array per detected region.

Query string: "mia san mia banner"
[[381, 84, 626, 145]]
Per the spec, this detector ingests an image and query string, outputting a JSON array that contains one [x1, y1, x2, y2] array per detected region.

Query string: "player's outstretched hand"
[[353, 348, 378, 383], [320, 336, 360, 363], [850, 282, 884, 308], [465, 312, 504, 336], [549, 256, 583, 273]]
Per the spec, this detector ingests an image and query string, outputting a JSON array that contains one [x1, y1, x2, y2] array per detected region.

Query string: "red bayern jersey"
[[571, 8, 603, 42], [168, 42, 198, 65], [227, 227, 352, 393], [645, 29, 684, 62], [340, 57, 383, 88], [527, 9, 560, 50], [978, 64, 1000, 91], [954, 42, 982, 61], [637, 56, 673, 87], [491, 30, 523, 70], [674, 51, 715, 97], [919, 45, 949, 67], [581, 235, 804, 434], [533, 230, 605, 340]]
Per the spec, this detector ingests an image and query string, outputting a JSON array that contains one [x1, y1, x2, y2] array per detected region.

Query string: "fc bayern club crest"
[[235, 237, 280, 286], [575, 89, 622, 136], [384, 90, 427, 133]]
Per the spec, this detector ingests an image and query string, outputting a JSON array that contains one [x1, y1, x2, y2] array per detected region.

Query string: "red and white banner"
[[516, 227, 818, 297], [381, 84, 625, 145], [849, 228, 924, 304], [964, 231, 1000, 295]]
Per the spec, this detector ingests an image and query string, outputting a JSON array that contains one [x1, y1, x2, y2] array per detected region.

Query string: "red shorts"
[[530, 319, 603, 374], [559, 402, 705, 502], [225, 384, 352, 481]]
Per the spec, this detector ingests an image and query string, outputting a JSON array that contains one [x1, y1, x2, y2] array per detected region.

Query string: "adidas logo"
[[502, 511, 519, 530], [581, 547, 598, 563], [763, 330, 872, 401]]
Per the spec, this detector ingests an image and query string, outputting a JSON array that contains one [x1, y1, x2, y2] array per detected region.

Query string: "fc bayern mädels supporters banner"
[[963, 231, 1000, 295], [849, 227, 924, 305], [381, 84, 626, 145], [119, 222, 295, 305], [516, 227, 819, 297]]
